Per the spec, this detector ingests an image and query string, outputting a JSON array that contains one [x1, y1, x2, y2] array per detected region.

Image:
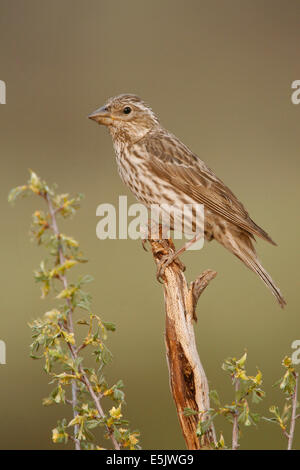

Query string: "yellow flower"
[[109, 405, 122, 420]]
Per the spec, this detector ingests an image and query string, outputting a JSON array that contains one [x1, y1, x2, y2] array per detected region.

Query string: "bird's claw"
[[156, 254, 170, 283], [156, 253, 186, 283], [141, 238, 149, 252], [140, 223, 153, 252]]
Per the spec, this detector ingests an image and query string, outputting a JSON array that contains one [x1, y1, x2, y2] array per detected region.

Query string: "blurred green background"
[[0, 0, 299, 450]]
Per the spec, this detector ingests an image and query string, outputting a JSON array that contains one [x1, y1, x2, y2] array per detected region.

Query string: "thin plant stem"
[[287, 372, 299, 450], [45, 192, 120, 450], [232, 378, 240, 450]]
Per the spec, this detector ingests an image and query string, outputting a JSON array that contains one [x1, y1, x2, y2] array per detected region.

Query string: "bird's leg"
[[156, 232, 202, 282], [140, 220, 163, 251], [140, 224, 149, 251]]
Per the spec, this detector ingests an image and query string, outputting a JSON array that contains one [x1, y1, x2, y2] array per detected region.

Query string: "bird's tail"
[[219, 231, 286, 308]]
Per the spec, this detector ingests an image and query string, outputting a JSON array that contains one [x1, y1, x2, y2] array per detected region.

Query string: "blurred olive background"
[[0, 0, 299, 450]]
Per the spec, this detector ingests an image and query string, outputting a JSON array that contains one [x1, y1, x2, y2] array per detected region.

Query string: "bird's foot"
[[141, 237, 149, 252], [156, 252, 186, 283], [140, 224, 150, 251], [140, 221, 162, 252]]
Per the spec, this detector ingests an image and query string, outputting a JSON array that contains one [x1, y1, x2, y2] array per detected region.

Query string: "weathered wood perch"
[[149, 235, 217, 449]]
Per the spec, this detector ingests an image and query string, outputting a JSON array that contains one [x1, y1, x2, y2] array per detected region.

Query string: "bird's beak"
[[88, 105, 113, 126]]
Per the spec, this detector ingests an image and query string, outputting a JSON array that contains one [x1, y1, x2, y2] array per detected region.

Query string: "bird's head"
[[88, 94, 159, 143]]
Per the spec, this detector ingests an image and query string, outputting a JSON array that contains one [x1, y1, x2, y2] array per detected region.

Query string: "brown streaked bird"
[[88, 94, 286, 308]]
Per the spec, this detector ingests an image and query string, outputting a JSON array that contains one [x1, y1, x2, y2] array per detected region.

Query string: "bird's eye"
[[123, 106, 132, 115]]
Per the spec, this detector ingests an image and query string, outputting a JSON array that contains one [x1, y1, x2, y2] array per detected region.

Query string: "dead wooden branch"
[[149, 235, 217, 450]]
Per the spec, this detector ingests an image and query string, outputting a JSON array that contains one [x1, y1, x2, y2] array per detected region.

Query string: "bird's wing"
[[144, 130, 276, 245]]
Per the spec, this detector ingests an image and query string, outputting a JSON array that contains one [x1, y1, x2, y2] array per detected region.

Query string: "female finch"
[[89, 94, 286, 307]]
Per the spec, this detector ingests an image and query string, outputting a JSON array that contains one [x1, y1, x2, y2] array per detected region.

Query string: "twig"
[[45, 193, 120, 450], [287, 372, 299, 450], [232, 378, 240, 450], [45, 193, 81, 450], [149, 235, 217, 449]]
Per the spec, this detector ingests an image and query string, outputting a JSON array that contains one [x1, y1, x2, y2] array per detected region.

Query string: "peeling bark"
[[149, 236, 217, 449]]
